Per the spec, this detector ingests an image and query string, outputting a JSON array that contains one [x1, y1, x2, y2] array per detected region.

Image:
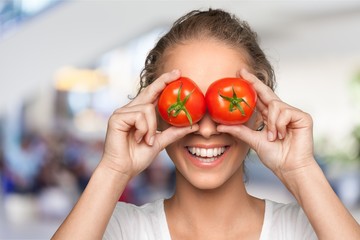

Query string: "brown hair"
[[138, 8, 276, 94]]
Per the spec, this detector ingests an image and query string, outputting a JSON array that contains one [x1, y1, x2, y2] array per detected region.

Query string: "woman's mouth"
[[186, 146, 228, 163]]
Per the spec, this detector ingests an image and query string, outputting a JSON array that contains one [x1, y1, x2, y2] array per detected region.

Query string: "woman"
[[52, 9, 360, 239]]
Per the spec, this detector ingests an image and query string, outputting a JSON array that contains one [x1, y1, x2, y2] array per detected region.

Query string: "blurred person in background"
[[133, 152, 175, 205], [2, 132, 46, 194], [52, 9, 360, 239]]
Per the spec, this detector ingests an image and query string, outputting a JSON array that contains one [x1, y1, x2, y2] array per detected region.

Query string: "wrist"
[[276, 158, 327, 205], [98, 157, 133, 183], [98, 154, 134, 180]]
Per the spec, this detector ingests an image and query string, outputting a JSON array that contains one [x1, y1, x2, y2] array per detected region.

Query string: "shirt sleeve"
[[103, 202, 134, 240], [103, 200, 169, 240], [269, 200, 317, 240]]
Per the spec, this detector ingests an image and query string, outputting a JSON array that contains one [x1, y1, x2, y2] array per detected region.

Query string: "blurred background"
[[0, 0, 360, 238]]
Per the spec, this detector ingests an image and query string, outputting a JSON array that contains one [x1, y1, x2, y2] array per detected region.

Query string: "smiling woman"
[[52, 8, 360, 240]]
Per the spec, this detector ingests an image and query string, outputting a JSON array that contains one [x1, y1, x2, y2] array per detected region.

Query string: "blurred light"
[[21, 0, 57, 15], [350, 70, 360, 106], [67, 91, 91, 114], [0, 0, 62, 38], [54, 67, 108, 92], [73, 109, 107, 134]]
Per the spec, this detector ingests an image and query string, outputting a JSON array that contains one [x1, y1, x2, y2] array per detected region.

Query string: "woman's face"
[[160, 39, 257, 190]]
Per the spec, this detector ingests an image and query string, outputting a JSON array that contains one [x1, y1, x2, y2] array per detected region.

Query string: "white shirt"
[[103, 199, 317, 240]]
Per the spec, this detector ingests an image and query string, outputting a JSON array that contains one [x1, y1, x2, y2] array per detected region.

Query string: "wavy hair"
[[138, 8, 276, 95]]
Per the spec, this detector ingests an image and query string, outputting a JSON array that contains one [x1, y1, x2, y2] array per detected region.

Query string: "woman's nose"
[[195, 114, 219, 138]]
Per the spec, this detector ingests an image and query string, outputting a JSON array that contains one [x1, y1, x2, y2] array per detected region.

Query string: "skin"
[[52, 39, 360, 239], [161, 40, 264, 239]]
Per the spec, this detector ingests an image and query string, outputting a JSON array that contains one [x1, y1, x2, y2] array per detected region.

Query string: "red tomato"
[[158, 77, 206, 127], [205, 77, 257, 125]]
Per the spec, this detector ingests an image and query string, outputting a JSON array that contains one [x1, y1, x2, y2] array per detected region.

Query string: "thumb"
[[217, 124, 263, 150], [154, 124, 199, 151]]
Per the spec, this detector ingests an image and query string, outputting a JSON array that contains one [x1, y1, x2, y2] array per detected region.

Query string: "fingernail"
[[172, 69, 180, 75], [268, 131, 274, 141], [241, 68, 248, 75], [278, 133, 283, 140], [148, 136, 154, 146]]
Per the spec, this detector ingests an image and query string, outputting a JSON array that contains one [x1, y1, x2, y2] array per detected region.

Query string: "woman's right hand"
[[101, 70, 199, 179]]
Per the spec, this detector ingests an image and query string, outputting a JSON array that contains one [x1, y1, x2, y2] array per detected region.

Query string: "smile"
[[186, 146, 227, 163]]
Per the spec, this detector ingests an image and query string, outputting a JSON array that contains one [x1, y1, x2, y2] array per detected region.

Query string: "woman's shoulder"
[[266, 199, 303, 215], [260, 199, 317, 240], [110, 199, 165, 228], [264, 199, 311, 225], [103, 199, 170, 240], [115, 199, 164, 216]]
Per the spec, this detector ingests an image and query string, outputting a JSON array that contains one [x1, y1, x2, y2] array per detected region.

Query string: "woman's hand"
[[102, 70, 199, 178], [217, 69, 315, 178], [218, 69, 360, 239]]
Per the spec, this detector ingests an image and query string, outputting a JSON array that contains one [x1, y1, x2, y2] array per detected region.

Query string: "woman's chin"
[[178, 169, 238, 191]]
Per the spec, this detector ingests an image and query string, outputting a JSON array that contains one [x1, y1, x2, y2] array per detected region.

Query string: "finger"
[[155, 124, 200, 151], [236, 70, 269, 121], [276, 107, 312, 139], [275, 108, 293, 140], [266, 100, 283, 141], [115, 104, 157, 145], [110, 111, 149, 143], [238, 69, 283, 141], [266, 100, 302, 141], [239, 69, 280, 104], [129, 69, 181, 106], [131, 112, 150, 143], [217, 124, 264, 150], [256, 97, 268, 117]]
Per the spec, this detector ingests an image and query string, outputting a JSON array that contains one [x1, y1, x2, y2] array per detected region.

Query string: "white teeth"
[[213, 148, 218, 156], [201, 148, 207, 157], [187, 147, 226, 158], [196, 147, 201, 156], [206, 149, 213, 157]]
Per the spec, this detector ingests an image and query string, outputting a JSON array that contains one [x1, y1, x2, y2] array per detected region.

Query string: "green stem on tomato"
[[167, 82, 194, 126], [219, 86, 252, 116]]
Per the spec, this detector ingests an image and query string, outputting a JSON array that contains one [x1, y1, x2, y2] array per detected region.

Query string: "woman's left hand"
[[217, 69, 315, 178]]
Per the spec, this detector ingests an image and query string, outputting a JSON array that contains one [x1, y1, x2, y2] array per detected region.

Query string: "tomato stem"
[[219, 86, 252, 116], [167, 82, 194, 126]]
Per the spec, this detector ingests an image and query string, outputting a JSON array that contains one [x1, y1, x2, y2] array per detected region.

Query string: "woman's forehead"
[[161, 39, 249, 91]]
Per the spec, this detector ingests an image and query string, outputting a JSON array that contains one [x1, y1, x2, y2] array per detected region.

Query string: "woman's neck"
[[164, 169, 264, 239]]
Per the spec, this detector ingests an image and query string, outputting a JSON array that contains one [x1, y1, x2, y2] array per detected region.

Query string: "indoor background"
[[1, 0, 360, 239]]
